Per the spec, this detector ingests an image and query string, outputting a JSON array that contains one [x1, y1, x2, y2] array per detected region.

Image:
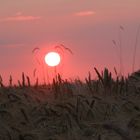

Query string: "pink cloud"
[[0, 43, 24, 48], [75, 11, 95, 17], [0, 13, 41, 22]]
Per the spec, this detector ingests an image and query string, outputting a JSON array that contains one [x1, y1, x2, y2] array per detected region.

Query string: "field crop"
[[0, 68, 140, 140]]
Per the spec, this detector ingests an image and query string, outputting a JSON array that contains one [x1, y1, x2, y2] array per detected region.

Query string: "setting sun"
[[45, 52, 61, 67]]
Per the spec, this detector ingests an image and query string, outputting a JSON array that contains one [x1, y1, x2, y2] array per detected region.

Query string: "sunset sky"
[[0, 0, 140, 84]]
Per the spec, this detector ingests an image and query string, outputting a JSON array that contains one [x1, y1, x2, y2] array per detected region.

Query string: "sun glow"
[[45, 52, 61, 67]]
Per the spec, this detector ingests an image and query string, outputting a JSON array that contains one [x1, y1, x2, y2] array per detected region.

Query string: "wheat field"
[[0, 68, 140, 140]]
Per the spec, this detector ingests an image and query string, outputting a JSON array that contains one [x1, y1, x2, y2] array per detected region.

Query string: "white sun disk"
[[45, 52, 61, 67]]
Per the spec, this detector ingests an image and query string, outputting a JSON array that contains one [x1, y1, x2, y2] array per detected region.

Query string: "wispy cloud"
[[0, 43, 25, 48], [75, 11, 95, 17], [0, 12, 41, 22]]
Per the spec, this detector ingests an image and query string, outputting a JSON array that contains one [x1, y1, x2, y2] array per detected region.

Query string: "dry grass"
[[0, 68, 140, 140]]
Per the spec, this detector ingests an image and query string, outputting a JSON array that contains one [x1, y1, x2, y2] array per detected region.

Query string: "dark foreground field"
[[0, 69, 140, 140]]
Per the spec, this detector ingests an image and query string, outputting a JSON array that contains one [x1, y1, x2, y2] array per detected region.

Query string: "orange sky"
[[0, 0, 140, 85]]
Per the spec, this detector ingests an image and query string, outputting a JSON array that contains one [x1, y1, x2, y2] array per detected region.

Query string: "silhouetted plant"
[[132, 25, 140, 72], [26, 76, 31, 87], [18, 80, 22, 87], [9, 75, 12, 87], [0, 75, 4, 87], [85, 72, 94, 94], [94, 67, 113, 94], [22, 72, 25, 87], [35, 78, 39, 87]]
